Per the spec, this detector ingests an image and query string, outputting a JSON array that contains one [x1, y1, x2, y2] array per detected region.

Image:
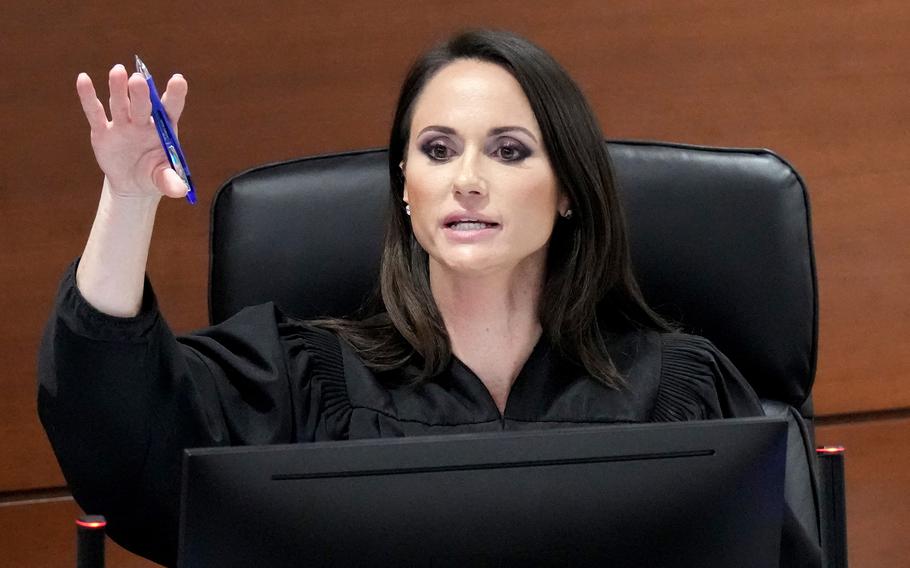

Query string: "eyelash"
[[419, 138, 532, 163], [492, 139, 531, 162], [422, 140, 455, 161]]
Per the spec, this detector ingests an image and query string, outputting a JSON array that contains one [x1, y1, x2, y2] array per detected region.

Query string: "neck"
[[429, 256, 546, 408], [431, 261, 544, 349]]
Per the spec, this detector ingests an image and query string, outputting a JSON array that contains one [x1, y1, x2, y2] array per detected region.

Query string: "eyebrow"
[[489, 126, 538, 143], [417, 125, 539, 144]]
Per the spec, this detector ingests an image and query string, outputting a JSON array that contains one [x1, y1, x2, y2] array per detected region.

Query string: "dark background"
[[1, 2, 907, 565]]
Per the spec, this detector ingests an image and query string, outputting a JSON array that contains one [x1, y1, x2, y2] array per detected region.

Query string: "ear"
[[400, 161, 409, 204], [558, 193, 570, 216]]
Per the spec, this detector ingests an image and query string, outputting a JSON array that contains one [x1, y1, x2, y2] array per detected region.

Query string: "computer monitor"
[[178, 417, 786, 567]]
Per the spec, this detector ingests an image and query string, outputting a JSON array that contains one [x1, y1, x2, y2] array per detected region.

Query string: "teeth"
[[451, 222, 494, 231]]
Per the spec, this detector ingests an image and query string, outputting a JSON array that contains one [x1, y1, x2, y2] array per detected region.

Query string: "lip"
[[442, 211, 500, 227], [441, 211, 501, 243]]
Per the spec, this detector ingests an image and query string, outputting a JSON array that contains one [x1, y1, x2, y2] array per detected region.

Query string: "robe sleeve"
[[36, 260, 345, 566], [651, 333, 765, 421]]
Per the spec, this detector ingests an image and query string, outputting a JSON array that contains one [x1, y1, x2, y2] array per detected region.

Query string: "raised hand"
[[77, 64, 189, 200], [74, 63, 193, 317]]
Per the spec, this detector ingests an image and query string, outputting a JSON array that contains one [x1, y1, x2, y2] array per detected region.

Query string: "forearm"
[[76, 177, 161, 317]]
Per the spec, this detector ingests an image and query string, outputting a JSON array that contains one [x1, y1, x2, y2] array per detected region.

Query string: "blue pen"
[[135, 55, 197, 205]]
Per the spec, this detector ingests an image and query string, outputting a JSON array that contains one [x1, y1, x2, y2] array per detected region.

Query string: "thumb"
[[154, 166, 190, 199]]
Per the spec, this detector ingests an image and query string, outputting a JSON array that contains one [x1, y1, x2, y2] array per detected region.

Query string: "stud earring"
[[405, 204, 411, 216], [562, 209, 573, 219]]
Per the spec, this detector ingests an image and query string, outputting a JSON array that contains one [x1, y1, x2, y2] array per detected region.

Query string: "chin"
[[432, 251, 506, 277], [443, 259, 502, 276], [426, 243, 548, 279]]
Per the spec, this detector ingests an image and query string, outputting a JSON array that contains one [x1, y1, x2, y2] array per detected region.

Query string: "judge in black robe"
[[38, 261, 821, 566]]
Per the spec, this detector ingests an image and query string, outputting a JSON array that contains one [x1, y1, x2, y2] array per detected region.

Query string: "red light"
[[76, 519, 107, 529], [816, 446, 845, 454]]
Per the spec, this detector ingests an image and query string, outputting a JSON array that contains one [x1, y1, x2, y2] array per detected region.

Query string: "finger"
[[127, 73, 152, 125], [108, 64, 130, 123], [160, 74, 188, 124], [75, 73, 109, 132], [153, 165, 190, 199]]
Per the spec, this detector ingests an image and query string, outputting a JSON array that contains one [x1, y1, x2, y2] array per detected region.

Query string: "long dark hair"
[[318, 29, 671, 387]]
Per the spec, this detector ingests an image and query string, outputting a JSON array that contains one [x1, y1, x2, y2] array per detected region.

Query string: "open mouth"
[[445, 220, 500, 231]]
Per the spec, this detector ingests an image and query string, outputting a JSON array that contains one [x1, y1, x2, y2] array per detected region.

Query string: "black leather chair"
[[209, 141, 843, 565]]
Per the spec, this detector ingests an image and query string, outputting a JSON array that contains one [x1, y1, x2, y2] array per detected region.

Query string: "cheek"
[[511, 175, 559, 220], [402, 177, 444, 246], [507, 181, 560, 246], [403, 164, 450, 205]]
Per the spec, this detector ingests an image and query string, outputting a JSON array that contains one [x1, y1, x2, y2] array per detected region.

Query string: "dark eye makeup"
[[419, 137, 457, 161], [490, 138, 532, 162], [416, 131, 534, 164]]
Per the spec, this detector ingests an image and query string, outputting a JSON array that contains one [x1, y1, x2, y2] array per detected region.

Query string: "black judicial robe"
[[37, 261, 821, 566]]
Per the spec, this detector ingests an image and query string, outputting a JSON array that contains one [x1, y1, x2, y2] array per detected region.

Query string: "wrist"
[[100, 177, 162, 215]]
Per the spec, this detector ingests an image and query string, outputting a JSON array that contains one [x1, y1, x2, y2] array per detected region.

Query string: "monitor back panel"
[[179, 418, 786, 567]]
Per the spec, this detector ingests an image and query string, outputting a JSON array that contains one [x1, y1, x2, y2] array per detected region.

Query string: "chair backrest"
[[209, 141, 818, 410]]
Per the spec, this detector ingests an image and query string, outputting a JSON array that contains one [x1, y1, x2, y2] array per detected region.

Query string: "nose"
[[453, 149, 487, 197]]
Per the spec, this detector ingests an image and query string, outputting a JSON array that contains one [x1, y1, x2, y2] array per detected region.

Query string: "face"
[[402, 59, 568, 279]]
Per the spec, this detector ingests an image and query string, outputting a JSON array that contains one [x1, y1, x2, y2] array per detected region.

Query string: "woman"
[[39, 30, 818, 566]]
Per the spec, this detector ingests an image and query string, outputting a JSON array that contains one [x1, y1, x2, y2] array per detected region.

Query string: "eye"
[[420, 139, 457, 162], [491, 138, 531, 162]]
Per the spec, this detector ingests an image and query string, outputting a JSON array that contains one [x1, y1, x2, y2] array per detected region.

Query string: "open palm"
[[77, 64, 189, 200]]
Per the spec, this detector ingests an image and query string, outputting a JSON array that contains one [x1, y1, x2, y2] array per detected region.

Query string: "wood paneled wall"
[[2, 2, 907, 565]]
